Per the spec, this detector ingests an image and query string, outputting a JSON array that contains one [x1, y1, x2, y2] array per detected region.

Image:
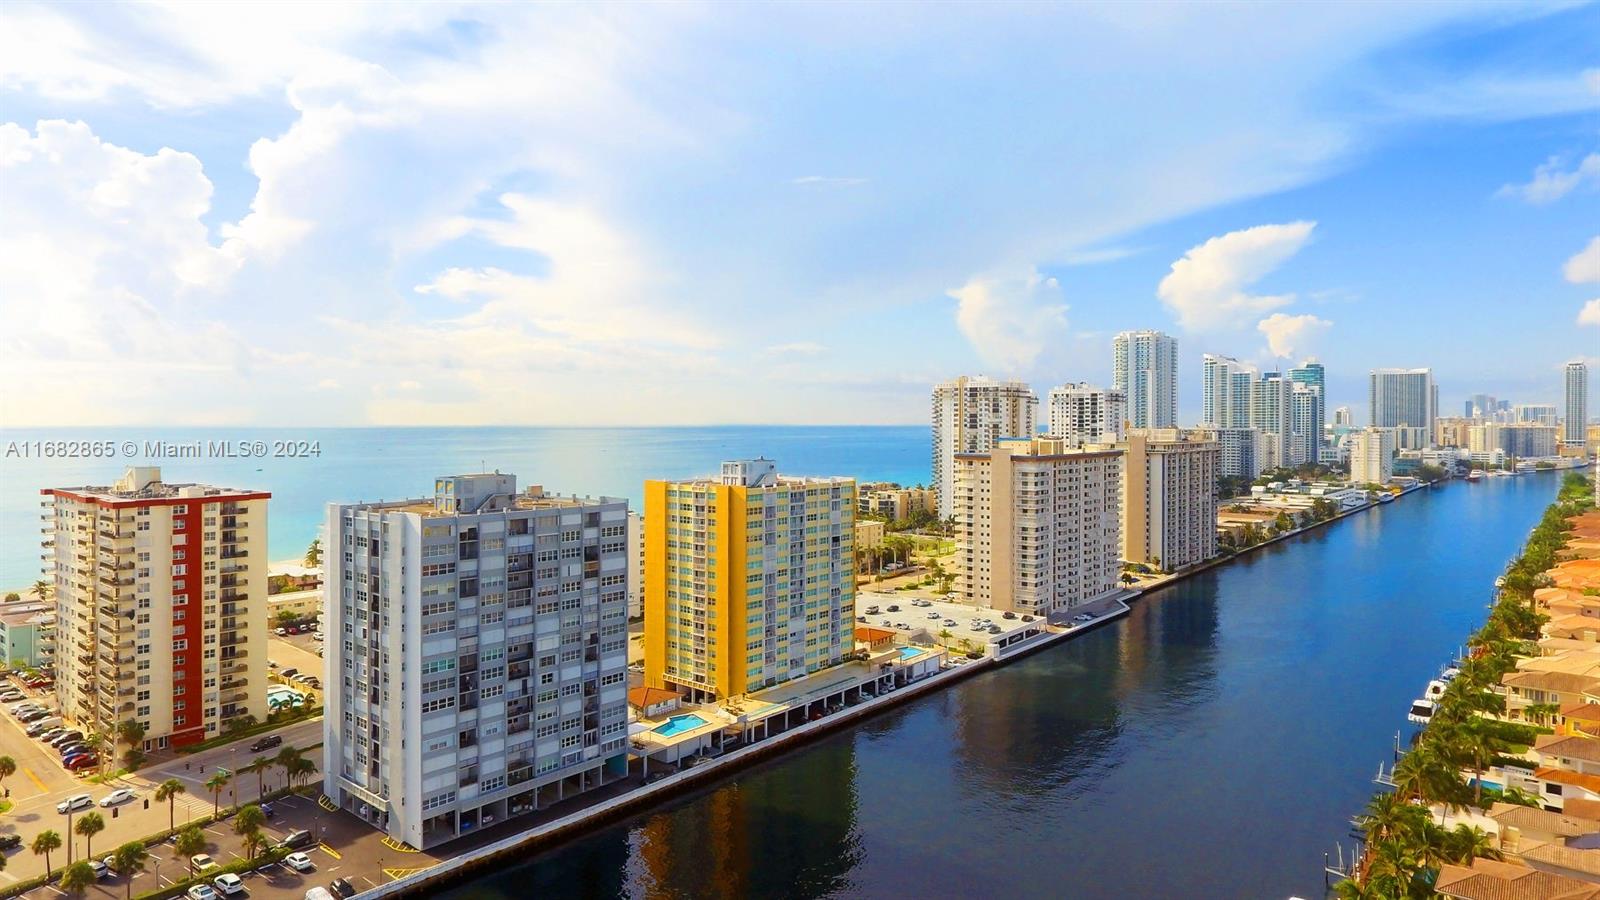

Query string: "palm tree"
[[80, 733, 107, 776], [30, 580, 49, 601], [242, 755, 272, 800], [155, 778, 186, 833], [274, 746, 303, 787], [0, 755, 15, 795], [73, 812, 104, 861], [1441, 823, 1503, 865], [205, 770, 230, 816], [58, 860, 95, 896], [937, 629, 953, 649], [285, 756, 318, 794], [175, 827, 206, 877], [32, 829, 61, 878], [115, 719, 146, 760], [241, 829, 269, 861], [1456, 719, 1499, 808], [110, 840, 148, 900], [233, 804, 265, 839]]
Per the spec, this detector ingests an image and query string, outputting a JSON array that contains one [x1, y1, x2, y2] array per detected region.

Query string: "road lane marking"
[[23, 768, 45, 792], [318, 844, 341, 859]]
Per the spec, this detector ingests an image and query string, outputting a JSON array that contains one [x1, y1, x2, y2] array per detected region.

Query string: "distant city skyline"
[[0, 3, 1596, 429]]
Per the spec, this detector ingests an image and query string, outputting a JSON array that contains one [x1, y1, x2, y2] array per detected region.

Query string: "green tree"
[[116, 718, 145, 748], [205, 770, 231, 816], [304, 538, 322, 569], [241, 828, 269, 861], [32, 829, 62, 879], [1, 593, 16, 603], [155, 777, 186, 833], [31, 580, 49, 601], [73, 811, 104, 861], [0, 755, 15, 795], [1440, 823, 1502, 865], [241, 755, 273, 800], [233, 803, 265, 838], [175, 826, 206, 877], [110, 840, 148, 900], [284, 755, 318, 794], [58, 860, 95, 896]]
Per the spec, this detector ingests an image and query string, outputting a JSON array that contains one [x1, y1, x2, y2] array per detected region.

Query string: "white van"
[[304, 888, 335, 900]]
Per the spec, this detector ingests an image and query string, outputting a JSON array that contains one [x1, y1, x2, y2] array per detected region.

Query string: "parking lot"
[[855, 591, 1052, 650]]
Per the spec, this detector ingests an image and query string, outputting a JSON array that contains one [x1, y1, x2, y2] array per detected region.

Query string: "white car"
[[187, 886, 218, 900], [284, 851, 315, 872], [57, 794, 92, 814], [100, 788, 136, 807], [213, 873, 246, 896]]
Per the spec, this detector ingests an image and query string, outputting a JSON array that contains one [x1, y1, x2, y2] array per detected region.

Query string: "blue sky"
[[0, 2, 1595, 428]]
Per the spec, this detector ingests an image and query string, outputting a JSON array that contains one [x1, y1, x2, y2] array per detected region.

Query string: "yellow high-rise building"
[[644, 459, 855, 703]]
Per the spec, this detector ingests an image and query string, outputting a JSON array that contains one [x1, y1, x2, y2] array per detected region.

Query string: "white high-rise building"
[[324, 473, 632, 850], [1114, 330, 1178, 429], [1515, 404, 1558, 426], [1289, 382, 1323, 466], [1567, 361, 1590, 448], [952, 437, 1122, 616], [1250, 373, 1292, 470], [1201, 354, 1259, 428], [1120, 429, 1220, 572], [1333, 406, 1354, 427], [1350, 427, 1396, 485], [1205, 427, 1267, 481], [1369, 368, 1437, 443], [931, 376, 1038, 519], [42, 467, 269, 752], [1046, 383, 1127, 445]]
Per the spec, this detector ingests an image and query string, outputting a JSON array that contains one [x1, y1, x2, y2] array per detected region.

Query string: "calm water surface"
[[439, 473, 1558, 900]]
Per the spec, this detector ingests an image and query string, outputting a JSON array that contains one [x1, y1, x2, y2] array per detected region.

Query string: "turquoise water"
[[898, 647, 924, 660], [0, 426, 927, 586], [652, 714, 708, 737]]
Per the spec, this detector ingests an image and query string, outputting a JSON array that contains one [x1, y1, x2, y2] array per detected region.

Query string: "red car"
[[64, 755, 98, 772]]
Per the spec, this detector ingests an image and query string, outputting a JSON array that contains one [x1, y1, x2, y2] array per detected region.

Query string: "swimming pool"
[[898, 647, 925, 660], [653, 713, 708, 737]]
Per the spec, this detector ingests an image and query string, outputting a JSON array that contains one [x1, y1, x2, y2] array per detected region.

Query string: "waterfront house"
[[1501, 669, 1600, 719], [628, 687, 683, 719], [1436, 857, 1600, 899]]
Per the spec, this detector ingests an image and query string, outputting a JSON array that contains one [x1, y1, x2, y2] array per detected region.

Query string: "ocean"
[[0, 426, 929, 587]]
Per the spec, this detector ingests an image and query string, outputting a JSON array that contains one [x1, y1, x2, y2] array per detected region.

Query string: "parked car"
[[191, 853, 220, 874], [36, 728, 64, 743], [89, 859, 110, 880], [17, 709, 49, 722], [26, 719, 61, 736], [100, 788, 135, 806], [0, 834, 24, 851], [1002, 611, 1017, 620], [249, 734, 283, 752], [284, 851, 315, 872], [58, 742, 89, 758], [213, 873, 246, 896], [50, 731, 83, 748], [279, 668, 299, 679], [186, 885, 219, 900], [260, 802, 275, 818], [279, 829, 315, 850], [329, 878, 357, 898], [268, 660, 279, 669], [57, 794, 93, 814], [0, 690, 24, 702], [275, 628, 288, 636], [65, 755, 100, 772]]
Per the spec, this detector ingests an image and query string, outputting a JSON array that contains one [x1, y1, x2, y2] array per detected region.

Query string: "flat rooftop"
[[355, 491, 626, 517], [856, 591, 1046, 648]]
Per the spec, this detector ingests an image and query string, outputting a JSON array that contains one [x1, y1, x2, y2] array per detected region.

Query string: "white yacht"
[[1408, 698, 1436, 725]]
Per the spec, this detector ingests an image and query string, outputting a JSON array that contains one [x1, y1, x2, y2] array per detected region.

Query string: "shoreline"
[[371, 479, 1439, 898]]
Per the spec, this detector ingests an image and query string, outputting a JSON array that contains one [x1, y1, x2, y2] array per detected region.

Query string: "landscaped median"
[[175, 707, 320, 755], [0, 786, 304, 900]]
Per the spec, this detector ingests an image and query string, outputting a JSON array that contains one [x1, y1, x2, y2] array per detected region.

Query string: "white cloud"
[[1257, 312, 1332, 359], [1060, 245, 1143, 267], [765, 342, 827, 356], [947, 269, 1068, 372], [1566, 236, 1600, 284], [1498, 153, 1600, 204], [1579, 298, 1600, 328], [1156, 222, 1317, 331]]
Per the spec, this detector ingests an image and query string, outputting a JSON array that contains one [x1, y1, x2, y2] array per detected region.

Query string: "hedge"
[[177, 710, 320, 754], [133, 847, 290, 900]]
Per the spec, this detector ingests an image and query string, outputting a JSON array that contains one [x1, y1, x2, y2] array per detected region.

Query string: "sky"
[[0, 1, 1596, 429]]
